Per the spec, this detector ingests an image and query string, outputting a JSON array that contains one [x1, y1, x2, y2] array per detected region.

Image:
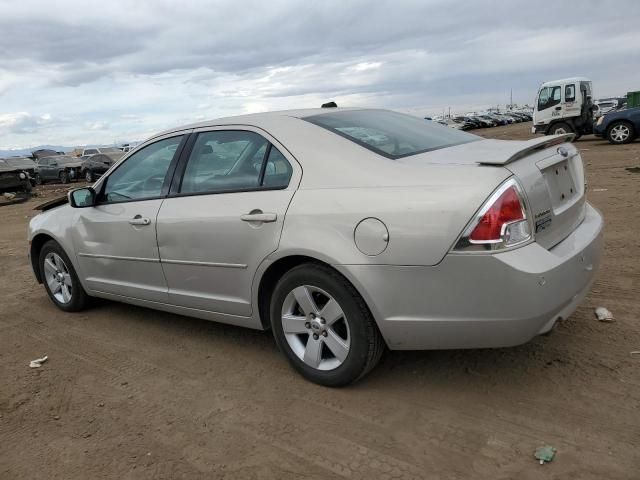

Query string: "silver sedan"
[[28, 108, 603, 386]]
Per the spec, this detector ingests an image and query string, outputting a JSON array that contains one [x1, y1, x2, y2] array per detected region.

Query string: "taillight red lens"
[[469, 186, 524, 242]]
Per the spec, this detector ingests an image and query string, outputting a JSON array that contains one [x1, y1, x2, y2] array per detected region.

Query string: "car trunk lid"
[[401, 134, 586, 250]]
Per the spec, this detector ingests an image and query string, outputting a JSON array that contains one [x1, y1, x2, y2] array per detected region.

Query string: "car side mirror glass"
[[68, 187, 95, 208]]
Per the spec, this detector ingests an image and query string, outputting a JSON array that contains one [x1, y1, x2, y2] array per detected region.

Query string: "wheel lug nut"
[[305, 322, 311, 329], [320, 318, 326, 324], [322, 331, 328, 337], [313, 333, 319, 340]]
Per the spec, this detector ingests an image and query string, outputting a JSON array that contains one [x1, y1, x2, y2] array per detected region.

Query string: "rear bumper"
[[337, 203, 603, 350]]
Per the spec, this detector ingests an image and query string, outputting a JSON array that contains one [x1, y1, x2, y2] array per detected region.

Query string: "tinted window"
[[565, 84, 576, 102], [102, 136, 182, 203], [38, 158, 49, 166], [262, 146, 293, 188], [303, 110, 478, 159], [180, 131, 268, 194]]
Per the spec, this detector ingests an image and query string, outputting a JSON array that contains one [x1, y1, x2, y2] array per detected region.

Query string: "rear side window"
[[303, 109, 478, 159], [565, 84, 576, 102], [262, 146, 293, 188]]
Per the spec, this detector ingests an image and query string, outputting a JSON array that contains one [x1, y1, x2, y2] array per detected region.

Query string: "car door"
[[156, 128, 300, 316], [71, 134, 188, 302]]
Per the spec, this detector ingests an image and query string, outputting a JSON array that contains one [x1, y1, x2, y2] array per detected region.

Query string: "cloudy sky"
[[1, 0, 639, 150]]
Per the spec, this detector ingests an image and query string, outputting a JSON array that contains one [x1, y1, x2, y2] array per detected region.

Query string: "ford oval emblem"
[[558, 146, 569, 158]]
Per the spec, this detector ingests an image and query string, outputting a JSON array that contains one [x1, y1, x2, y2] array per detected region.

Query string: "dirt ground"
[[1, 123, 639, 479]]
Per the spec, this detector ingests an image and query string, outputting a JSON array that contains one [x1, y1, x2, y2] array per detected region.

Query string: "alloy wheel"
[[610, 124, 630, 143], [43, 252, 73, 304], [281, 285, 350, 371]]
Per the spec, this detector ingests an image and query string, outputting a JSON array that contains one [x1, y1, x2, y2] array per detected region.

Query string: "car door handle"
[[129, 215, 151, 226], [240, 212, 277, 223]]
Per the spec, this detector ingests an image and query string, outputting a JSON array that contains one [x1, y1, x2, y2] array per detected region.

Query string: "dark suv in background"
[[80, 152, 123, 182], [34, 156, 83, 184]]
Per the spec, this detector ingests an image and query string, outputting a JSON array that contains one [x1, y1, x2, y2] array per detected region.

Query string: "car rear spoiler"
[[476, 133, 575, 166]]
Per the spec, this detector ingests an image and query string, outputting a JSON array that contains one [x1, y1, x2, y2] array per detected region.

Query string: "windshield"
[[100, 147, 121, 153], [303, 110, 479, 159]]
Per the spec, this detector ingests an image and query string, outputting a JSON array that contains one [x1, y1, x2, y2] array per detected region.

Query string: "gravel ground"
[[1, 123, 639, 479]]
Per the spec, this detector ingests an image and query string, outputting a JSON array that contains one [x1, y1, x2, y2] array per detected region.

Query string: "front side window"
[[180, 131, 269, 194], [303, 109, 477, 159], [538, 86, 561, 110], [565, 84, 576, 102], [101, 136, 182, 203]]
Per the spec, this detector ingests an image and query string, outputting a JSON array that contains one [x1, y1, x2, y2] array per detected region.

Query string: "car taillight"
[[453, 178, 532, 252]]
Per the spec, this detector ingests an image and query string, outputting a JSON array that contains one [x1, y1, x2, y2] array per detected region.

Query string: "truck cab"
[[533, 77, 595, 138]]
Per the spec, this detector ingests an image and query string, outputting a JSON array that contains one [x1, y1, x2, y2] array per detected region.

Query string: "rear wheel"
[[606, 121, 635, 145], [549, 122, 573, 135], [39, 240, 90, 312], [270, 263, 384, 387]]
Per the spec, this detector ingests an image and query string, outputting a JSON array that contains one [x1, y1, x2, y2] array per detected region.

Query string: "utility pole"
[[510, 89, 513, 110], [448, 106, 451, 119]]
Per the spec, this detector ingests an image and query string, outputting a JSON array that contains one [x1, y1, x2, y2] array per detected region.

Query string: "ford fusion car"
[[28, 108, 603, 386]]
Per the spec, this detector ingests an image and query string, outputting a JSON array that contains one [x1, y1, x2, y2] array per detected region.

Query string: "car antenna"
[[321, 101, 337, 108]]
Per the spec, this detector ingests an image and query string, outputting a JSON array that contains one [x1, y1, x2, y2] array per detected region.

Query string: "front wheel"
[[34, 173, 43, 185], [270, 264, 384, 387], [607, 121, 635, 145], [549, 122, 573, 135], [84, 170, 94, 182], [59, 170, 69, 184], [39, 240, 90, 312]]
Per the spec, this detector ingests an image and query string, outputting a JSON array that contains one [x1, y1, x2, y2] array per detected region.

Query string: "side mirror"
[[68, 187, 96, 208]]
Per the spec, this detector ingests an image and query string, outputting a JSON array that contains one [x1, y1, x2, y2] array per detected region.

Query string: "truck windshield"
[[303, 109, 479, 159]]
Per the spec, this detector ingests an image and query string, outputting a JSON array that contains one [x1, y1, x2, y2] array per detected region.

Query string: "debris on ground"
[[534, 446, 557, 465], [626, 166, 640, 173], [592, 188, 608, 192], [631, 351, 640, 355], [594, 307, 614, 322], [3, 192, 16, 200], [29, 355, 48, 368]]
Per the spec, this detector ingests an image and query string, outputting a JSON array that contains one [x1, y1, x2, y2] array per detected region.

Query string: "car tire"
[[606, 121, 635, 145], [60, 171, 69, 184], [549, 122, 573, 135], [39, 240, 90, 312], [85, 170, 94, 182], [270, 263, 385, 387], [34, 173, 43, 185]]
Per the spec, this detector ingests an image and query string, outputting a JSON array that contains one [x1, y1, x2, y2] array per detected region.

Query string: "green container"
[[628, 91, 640, 108]]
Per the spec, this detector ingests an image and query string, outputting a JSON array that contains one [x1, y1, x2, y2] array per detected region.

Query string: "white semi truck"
[[532, 77, 595, 139]]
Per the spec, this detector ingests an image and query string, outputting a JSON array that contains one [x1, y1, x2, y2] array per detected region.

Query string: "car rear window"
[[303, 109, 479, 159]]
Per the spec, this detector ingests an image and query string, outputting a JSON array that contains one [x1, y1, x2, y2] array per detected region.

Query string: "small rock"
[[534, 445, 556, 464], [594, 307, 614, 322], [3, 192, 16, 200], [97, 402, 105, 407], [53, 415, 60, 420]]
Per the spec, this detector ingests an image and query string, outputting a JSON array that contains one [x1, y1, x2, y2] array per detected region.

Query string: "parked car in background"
[[0, 158, 33, 193], [80, 152, 123, 182], [81, 146, 123, 157], [594, 106, 640, 144], [31, 149, 59, 160], [28, 108, 602, 386], [3, 157, 37, 185], [34, 156, 83, 184], [594, 98, 625, 116]]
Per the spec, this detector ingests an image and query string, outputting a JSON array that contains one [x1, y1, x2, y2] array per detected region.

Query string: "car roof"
[[150, 107, 363, 140]]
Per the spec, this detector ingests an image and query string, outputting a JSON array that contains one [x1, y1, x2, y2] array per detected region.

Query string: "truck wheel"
[[606, 121, 635, 145], [270, 263, 385, 387], [60, 171, 69, 184], [549, 122, 573, 135]]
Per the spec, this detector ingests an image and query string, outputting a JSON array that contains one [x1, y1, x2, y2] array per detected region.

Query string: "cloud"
[[0, 0, 639, 148]]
